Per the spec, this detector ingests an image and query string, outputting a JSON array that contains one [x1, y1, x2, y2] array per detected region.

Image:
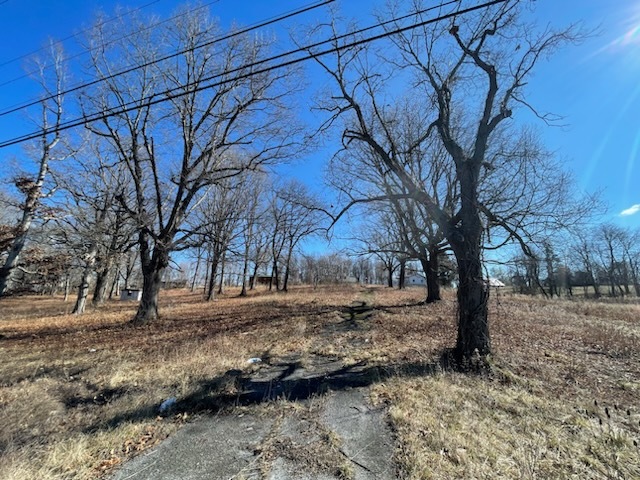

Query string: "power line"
[[0, 0, 507, 149], [0, 0, 161, 69], [0, 0, 481, 148], [0, 0, 334, 118], [0, 1, 221, 89], [0, 0, 443, 121]]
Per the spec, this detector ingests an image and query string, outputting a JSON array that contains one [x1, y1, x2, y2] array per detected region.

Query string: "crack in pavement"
[[110, 298, 397, 480]]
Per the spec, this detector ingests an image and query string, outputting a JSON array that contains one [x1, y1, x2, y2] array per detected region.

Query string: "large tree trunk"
[[132, 242, 168, 325], [386, 264, 394, 288], [449, 168, 490, 363], [92, 260, 112, 306], [451, 237, 490, 362], [0, 222, 31, 296], [133, 266, 164, 325]]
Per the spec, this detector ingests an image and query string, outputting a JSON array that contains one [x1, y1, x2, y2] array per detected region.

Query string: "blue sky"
[[0, 0, 638, 231]]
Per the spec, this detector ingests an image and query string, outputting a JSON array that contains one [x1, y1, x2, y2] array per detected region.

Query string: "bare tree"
[[595, 224, 628, 297], [276, 181, 326, 292], [308, 0, 588, 362], [239, 172, 268, 296], [620, 227, 640, 297], [0, 45, 69, 297], [53, 142, 135, 313], [190, 172, 249, 301], [82, 7, 302, 323], [329, 118, 455, 302], [572, 232, 601, 297]]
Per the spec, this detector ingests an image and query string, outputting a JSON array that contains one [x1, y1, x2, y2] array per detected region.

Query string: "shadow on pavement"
[[84, 353, 447, 434]]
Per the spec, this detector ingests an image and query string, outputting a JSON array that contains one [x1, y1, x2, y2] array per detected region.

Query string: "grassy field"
[[0, 285, 639, 479]]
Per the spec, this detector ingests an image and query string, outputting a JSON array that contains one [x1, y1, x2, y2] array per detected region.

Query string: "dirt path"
[[110, 300, 397, 480]]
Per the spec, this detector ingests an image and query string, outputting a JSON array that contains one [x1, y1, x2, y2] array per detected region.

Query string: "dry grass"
[[1, 286, 639, 479]]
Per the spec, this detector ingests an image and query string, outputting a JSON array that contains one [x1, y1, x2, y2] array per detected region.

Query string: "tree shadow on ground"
[[82, 352, 453, 434]]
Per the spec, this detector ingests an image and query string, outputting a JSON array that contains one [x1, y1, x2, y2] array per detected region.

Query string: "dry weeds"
[[1, 286, 639, 479]]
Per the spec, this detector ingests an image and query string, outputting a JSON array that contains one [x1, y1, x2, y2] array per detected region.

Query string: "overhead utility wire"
[[0, 0, 506, 149], [0, 0, 481, 148], [1, 0, 453, 126], [0, 0, 161, 68], [0, 0, 334, 118], [0, 0, 220, 89]]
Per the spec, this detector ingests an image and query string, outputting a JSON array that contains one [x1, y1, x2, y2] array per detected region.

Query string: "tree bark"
[[451, 239, 490, 361], [191, 252, 201, 293], [109, 267, 120, 299], [72, 246, 98, 314], [63, 274, 70, 302], [270, 261, 279, 291], [92, 261, 112, 306], [398, 258, 406, 290], [422, 246, 442, 303], [0, 210, 34, 296], [206, 252, 220, 301], [283, 246, 293, 292], [72, 265, 92, 314], [240, 242, 251, 297], [250, 261, 259, 290], [449, 167, 490, 363], [132, 240, 169, 325], [217, 252, 226, 295]]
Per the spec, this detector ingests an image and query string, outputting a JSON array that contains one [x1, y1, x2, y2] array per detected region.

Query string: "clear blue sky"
[[0, 0, 638, 231]]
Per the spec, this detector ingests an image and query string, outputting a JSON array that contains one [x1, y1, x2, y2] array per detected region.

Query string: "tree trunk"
[[217, 252, 226, 295], [133, 267, 163, 325], [0, 226, 30, 296], [63, 274, 70, 302], [451, 238, 490, 362], [283, 247, 293, 292], [422, 246, 441, 303], [398, 258, 406, 290], [387, 264, 393, 288], [270, 261, 279, 291], [132, 243, 168, 325], [191, 253, 201, 292], [92, 261, 112, 306], [449, 166, 490, 363], [250, 261, 259, 290], [240, 243, 251, 297], [72, 265, 92, 315], [109, 267, 120, 299], [72, 247, 98, 314], [206, 253, 220, 301]]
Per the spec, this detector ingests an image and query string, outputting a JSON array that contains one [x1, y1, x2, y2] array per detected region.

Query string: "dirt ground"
[[1, 285, 639, 479]]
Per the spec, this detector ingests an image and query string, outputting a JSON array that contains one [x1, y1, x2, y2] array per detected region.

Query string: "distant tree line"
[[507, 224, 640, 299]]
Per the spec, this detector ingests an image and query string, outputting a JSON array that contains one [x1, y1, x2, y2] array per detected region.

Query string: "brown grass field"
[[0, 285, 639, 479]]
